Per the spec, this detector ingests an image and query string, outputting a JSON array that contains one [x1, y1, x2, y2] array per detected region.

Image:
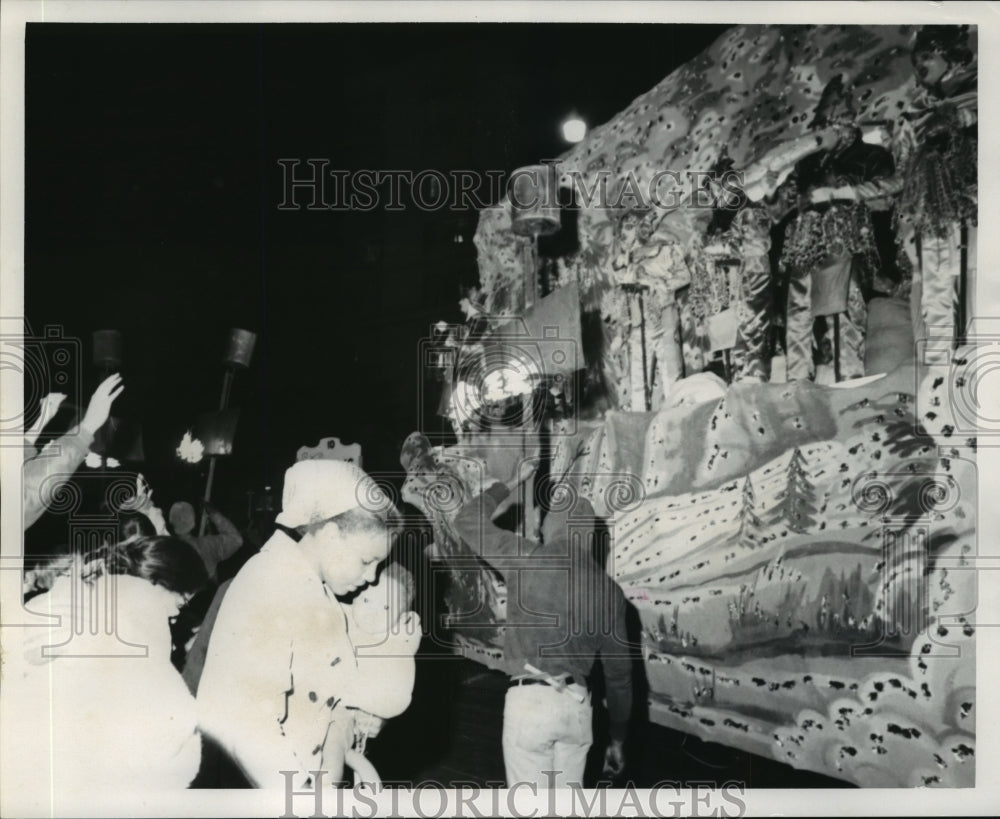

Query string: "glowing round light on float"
[[481, 364, 535, 402]]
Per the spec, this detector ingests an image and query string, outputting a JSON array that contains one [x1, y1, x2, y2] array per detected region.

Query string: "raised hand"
[[121, 473, 152, 511], [80, 373, 124, 435], [38, 392, 68, 430], [136, 473, 152, 503], [25, 392, 68, 446]]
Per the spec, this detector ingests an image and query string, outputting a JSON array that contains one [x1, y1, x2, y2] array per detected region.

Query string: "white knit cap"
[[274, 459, 391, 528]]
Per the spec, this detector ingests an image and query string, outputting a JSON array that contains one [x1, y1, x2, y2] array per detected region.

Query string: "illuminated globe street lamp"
[[561, 113, 586, 143]]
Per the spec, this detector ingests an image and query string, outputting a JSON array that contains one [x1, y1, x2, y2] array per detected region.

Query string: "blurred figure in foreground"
[[3, 535, 209, 809]]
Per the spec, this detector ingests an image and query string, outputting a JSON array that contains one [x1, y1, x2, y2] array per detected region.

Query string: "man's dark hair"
[[101, 535, 210, 596]]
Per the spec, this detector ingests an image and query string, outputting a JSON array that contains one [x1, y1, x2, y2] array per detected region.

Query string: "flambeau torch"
[[198, 328, 256, 535]]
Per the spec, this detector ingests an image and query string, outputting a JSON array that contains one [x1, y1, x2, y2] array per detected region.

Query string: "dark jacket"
[[453, 483, 633, 741]]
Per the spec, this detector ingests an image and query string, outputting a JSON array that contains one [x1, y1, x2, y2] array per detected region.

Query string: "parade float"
[[401, 24, 977, 787]]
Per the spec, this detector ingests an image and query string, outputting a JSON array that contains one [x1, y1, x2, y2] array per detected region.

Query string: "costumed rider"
[[843, 25, 977, 363], [684, 153, 774, 383], [775, 74, 894, 383]]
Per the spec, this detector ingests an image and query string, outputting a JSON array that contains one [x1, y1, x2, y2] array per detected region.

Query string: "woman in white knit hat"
[[196, 459, 420, 790]]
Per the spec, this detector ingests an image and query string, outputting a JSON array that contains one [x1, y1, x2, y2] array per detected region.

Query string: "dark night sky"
[[25, 22, 727, 515]]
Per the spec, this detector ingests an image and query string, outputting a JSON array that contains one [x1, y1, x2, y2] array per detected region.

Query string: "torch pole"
[[199, 461, 218, 537], [199, 367, 235, 536]]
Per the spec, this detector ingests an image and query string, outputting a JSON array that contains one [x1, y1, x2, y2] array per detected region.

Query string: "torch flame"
[[177, 431, 205, 464]]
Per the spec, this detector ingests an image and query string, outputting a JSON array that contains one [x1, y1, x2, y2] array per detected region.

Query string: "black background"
[[25, 23, 725, 517]]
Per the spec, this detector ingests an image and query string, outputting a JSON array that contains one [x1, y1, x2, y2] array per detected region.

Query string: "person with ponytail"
[[3, 535, 209, 807]]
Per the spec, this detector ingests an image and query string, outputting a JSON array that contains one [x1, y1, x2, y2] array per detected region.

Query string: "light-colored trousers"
[[901, 222, 977, 365], [502, 685, 592, 789], [785, 255, 867, 382]]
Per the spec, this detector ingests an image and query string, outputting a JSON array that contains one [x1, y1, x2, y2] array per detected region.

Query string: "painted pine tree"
[[737, 474, 764, 547], [776, 447, 818, 534]]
